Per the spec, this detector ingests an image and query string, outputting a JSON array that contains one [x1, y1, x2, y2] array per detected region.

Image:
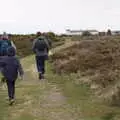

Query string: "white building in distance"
[[111, 30, 120, 35], [66, 29, 99, 35]]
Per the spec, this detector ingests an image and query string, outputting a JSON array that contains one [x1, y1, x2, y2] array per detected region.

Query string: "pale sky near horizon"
[[0, 0, 120, 34]]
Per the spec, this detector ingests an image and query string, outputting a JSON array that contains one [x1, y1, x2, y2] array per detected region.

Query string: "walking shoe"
[[41, 74, 44, 80], [9, 99, 15, 106], [39, 73, 42, 80], [39, 73, 44, 80]]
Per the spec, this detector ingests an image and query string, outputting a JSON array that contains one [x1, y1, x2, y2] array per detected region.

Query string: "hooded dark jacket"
[[0, 47, 24, 81]]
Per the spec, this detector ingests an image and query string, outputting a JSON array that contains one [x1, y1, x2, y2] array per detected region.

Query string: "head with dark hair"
[[7, 47, 16, 56], [36, 32, 42, 37]]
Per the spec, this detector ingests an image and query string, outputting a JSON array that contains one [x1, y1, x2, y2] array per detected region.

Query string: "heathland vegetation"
[[1, 32, 120, 119]]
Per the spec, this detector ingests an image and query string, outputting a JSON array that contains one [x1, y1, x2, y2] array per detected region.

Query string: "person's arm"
[[44, 38, 52, 53], [32, 39, 37, 53], [11, 41, 17, 50], [16, 58, 24, 77], [48, 39, 52, 48]]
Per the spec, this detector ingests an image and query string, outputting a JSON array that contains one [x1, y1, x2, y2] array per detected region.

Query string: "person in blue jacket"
[[0, 32, 16, 56], [0, 46, 24, 105]]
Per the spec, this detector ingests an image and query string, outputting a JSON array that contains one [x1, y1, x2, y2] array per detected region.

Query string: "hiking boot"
[[9, 99, 15, 106], [41, 74, 44, 80], [39, 73, 44, 80], [38, 73, 42, 80]]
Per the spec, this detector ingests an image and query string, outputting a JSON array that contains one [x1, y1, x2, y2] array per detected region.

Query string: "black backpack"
[[35, 38, 47, 51]]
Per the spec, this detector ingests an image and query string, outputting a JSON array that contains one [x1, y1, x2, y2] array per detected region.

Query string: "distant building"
[[66, 29, 83, 35], [111, 31, 120, 35], [66, 29, 98, 35], [99, 32, 106, 36], [87, 30, 98, 35]]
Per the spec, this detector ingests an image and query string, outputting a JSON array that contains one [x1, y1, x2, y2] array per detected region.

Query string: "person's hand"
[[48, 50, 53, 56]]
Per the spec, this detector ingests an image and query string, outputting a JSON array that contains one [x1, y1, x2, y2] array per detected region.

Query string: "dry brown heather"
[[51, 37, 120, 104]]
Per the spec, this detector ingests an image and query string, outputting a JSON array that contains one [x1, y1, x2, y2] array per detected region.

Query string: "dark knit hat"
[[7, 47, 16, 56]]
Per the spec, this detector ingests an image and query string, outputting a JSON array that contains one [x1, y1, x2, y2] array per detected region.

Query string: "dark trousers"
[[6, 80, 15, 100], [36, 56, 45, 74]]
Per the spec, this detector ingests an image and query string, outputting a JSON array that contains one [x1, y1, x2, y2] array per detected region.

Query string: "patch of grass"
[[101, 112, 116, 120], [0, 94, 8, 120], [21, 54, 35, 69], [0, 83, 11, 120], [0, 75, 9, 120], [46, 63, 120, 120], [1, 55, 120, 120], [14, 113, 35, 120], [2, 82, 50, 120]]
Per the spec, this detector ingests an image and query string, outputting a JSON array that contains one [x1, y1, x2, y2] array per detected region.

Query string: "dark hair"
[[7, 47, 16, 56], [36, 32, 42, 36]]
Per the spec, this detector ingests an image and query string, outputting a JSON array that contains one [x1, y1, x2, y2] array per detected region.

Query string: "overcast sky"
[[0, 0, 120, 34]]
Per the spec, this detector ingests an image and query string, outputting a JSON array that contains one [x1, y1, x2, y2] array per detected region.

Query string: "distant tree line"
[[8, 32, 65, 57]]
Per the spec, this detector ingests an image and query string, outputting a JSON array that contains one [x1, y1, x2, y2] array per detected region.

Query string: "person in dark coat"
[[0, 47, 24, 105], [32, 32, 52, 80], [0, 32, 16, 83]]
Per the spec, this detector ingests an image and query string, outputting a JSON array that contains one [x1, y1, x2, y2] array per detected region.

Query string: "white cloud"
[[0, 0, 120, 33]]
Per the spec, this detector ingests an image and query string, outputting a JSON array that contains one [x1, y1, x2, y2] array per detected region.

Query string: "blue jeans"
[[35, 56, 45, 74]]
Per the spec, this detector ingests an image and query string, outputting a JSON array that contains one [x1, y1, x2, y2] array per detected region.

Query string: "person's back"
[[0, 47, 23, 81], [1, 56, 20, 81], [35, 37, 47, 51], [33, 36, 49, 57]]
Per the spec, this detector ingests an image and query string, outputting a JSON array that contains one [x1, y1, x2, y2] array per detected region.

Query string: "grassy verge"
[[47, 61, 120, 120], [0, 55, 120, 120]]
